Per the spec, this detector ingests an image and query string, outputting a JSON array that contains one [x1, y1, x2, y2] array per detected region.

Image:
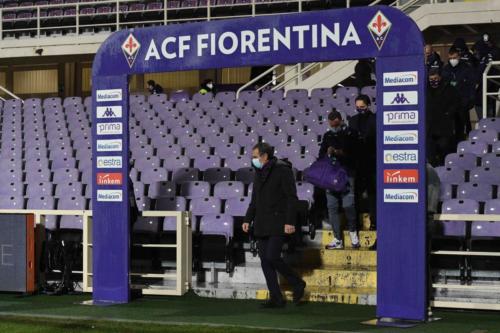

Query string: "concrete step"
[[283, 267, 377, 288], [290, 248, 377, 269], [256, 286, 376, 305]]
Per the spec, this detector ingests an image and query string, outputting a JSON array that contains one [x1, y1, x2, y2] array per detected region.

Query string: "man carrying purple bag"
[[318, 110, 360, 250]]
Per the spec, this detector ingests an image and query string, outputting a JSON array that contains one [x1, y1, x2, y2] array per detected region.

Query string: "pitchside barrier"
[[91, 5, 427, 323]]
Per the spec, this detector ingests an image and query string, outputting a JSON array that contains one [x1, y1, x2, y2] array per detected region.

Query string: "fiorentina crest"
[[122, 33, 141, 68], [368, 11, 391, 50]]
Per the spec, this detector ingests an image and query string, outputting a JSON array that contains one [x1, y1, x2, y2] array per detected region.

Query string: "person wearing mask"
[[426, 69, 460, 166], [442, 46, 476, 142], [349, 95, 377, 231], [242, 143, 306, 308], [319, 110, 360, 250], [199, 79, 216, 95], [147, 80, 164, 95], [425, 44, 443, 72]]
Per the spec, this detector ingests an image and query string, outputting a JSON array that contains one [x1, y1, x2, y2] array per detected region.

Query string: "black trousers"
[[257, 235, 303, 302], [354, 172, 376, 229]]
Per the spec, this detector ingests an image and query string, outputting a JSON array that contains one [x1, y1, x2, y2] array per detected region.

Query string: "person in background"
[[452, 37, 476, 67], [426, 68, 460, 166], [442, 46, 476, 142], [349, 94, 377, 231], [425, 44, 443, 72], [319, 110, 359, 250], [242, 143, 306, 308], [199, 79, 216, 95], [147, 80, 164, 95]]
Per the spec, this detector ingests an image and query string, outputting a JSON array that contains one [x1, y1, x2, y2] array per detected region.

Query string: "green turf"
[[0, 292, 499, 333]]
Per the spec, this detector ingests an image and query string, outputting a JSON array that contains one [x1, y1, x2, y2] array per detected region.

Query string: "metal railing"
[[0, 209, 192, 296], [482, 60, 500, 118], [0, 85, 23, 103]]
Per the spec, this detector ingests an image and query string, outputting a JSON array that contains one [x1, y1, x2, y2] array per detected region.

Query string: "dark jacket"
[[318, 125, 357, 172], [149, 84, 164, 95], [426, 52, 443, 71], [442, 61, 476, 111], [426, 81, 460, 137], [349, 111, 376, 176], [244, 158, 298, 237]]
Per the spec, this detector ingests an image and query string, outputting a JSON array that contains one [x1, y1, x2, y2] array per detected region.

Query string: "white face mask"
[[483, 34, 489, 42], [207, 83, 213, 89], [449, 58, 459, 67]]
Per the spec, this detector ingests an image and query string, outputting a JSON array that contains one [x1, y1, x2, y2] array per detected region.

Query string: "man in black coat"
[[426, 69, 460, 166], [425, 44, 443, 72], [349, 94, 377, 230], [243, 142, 306, 308]]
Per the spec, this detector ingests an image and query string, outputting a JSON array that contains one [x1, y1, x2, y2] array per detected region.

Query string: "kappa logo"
[[391, 93, 410, 104], [96, 106, 122, 119], [122, 33, 141, 68], [383, 91, 418, 106], [368, 10, 391, 50]]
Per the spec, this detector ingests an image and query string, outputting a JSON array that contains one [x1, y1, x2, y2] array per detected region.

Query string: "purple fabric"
[[304, 157, 348, 192]]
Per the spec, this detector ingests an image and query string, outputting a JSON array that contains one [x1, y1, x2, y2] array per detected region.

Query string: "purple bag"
[[304, 157, 349, 192]]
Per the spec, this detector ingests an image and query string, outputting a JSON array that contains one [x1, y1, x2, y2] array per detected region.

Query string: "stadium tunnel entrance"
[[92, 6, 427, 322]]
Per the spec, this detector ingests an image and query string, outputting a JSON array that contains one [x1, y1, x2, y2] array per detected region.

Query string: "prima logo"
[[122, 33, 141, 68], [383, 91, 418, 106], [96, 122, 123, 136], [383, 130, 418, 145], [96, 89, 122, 102], [97, 190, 123, 202], [384, 150, 418, 164], [384, 189, 419, 203], [96, 106, 122, 119], [383, 71, 418, 86], [383, 110, 418, 125], [368, 11, 391, 50]]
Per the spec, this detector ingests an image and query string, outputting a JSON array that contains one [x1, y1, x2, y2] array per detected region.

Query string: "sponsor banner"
[[383, 130, 418, 145], [383, 169, 419, 184], [384, 189, 419, 203], [96, 122, 123, 136], [383, 71, 418, 86], [383, 110, 418, 125], [96, 89, 122, 102], [97, 189, 123, 202], [97, 106, 122, 119], [96, 156, 122, 169], [383, 91, 418, 106], [97, 173, 123, 185], [96, 139, 123, 152], [384, 150, 418, 164]]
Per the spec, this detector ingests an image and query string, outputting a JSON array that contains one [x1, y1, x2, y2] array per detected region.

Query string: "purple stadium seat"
[[435, 166, 466, 184], [336, 86, 359, 104], [469, 167, 500, 184], [172, 168, 200, 183], [289, 155, 316, 171], [457, 140, 489, 156], [52, 168, 79, 184], [469, 129, 498, 143], [478, 117, 500, 132], [282, 121, 305, 136], [225, 123, 248, 137], [304, 143, 321, 157], [148, 181, 176, 199], [457, 183, 493, 202], [0, 169, 22, 183], [239, 113, 264, 128], [180, 181, 211, 199], [213, 114, 237, 128], [200, 214, 234, 241], [25, 168, 51, 183], [361, 86, 376, 100], [262, 89, 284, 102], [224, 156, 251, 170], [135, 156, 161, 171], [296, 181, 314, 203], [440, 199, 479, 237], [238, 90, 259, 103], [215, 91, 237, 104], [51, 156, 77, 170], [493, 142, 500, 154], [134, 196, 152, 211], [193, 92, 214, 104], [167, 0, 181, 8], [214, 143, 241, 159], [171, 125, 195, 138], [0, 195, 24, 209], [193, 156, 221, 171], [481, 153, 500, 168], [214, 181, 244, 200], [163, 156, 190, 171], [440, 183, 453, 201], [169, 90, 189, 103], [189, 197, 221, 216], [27, 197, 56, 229], [472, 200, 500, 237], [0, 181, 23, 197], [311, 88, 332, 100], [59, 196, 87, 229], [156, 197, 187, 211], [185, 144, 211, 157], [197, 124, 221, 137], [205, 133, 231, 147], [234, 133, 258, 148], [252, 121, 276, 137], [189, 115, 213, 128], [203, 167, 232, 184], [176, 100, 197, 112], [310, 104, 333, 118], [25, 157, 49, 170], [224, 197, 251, 216], [262, 132, 287, 147], [234, 167, 254, 184], [293, 131, 319, 146], [133, 182, 145, 198], [55, 182, 83, 198], [141, 168, 168, 184], [444, 153, 478, 170], [286, 89, 308, 101]]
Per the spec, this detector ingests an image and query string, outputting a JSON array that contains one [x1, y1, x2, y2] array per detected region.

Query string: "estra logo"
[[384, 169, 419, 184], [384, 150, 418, 164], [96, 173, 123, 185]]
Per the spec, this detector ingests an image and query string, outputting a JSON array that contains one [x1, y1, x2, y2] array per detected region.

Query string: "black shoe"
[[293, 281, 306, 305], [260, 300, 286, 309]]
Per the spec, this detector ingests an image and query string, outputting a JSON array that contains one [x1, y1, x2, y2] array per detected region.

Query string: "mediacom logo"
[[384, 169, 419, 184], [383, 110, 418, 125], [96, 89, 122, 102], [384, 189, 419, 203], [96, 156, 122, 169], [96, 139, 122, 152], [96, 173, 123, 185], [384, 150, 418, 164], [383, 130, 418, 145], [383, 71, 418, 86], [97, 190, 123, 202], [96, 122, 123, 135]]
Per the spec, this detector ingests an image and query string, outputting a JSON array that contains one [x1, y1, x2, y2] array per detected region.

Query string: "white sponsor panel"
[[96, 106, 122, 119], [97, 156, 122, 169], [96, 139, 123, 152], [384, 150, 418, 164], [383, 110, 419, 125], [383, 71, 418, 86], [383, 130, 418, 145], [384, 189, 419, 203], [383, 91, 418, 106], [96, 122, 123, 135], [96, 89, 122, 102], [97, 190, 123, 202]]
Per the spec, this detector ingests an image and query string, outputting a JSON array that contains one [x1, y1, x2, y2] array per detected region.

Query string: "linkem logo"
[[383, 130, 418, 145], [384, 189, 419, 203], [383, 169, 419, 184], [97, 190, 123, 202], [384, 150, 418, 164], [96, 139, 123, 152], [383, 110, 418, 125], [96, 173, 123, 185], [97, 106, 122, 119], [383, 91, 418, 106], [96, 156, 122, 169], [96, 122, 123, 136], [383, 71, 418, 86], [96, 89, 122, 102]]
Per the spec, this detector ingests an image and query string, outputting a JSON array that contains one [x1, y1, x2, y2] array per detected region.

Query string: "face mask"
[[429, 79, 440, 88], [483, 34, 489, 43], [449, 59, 459, 67], [207, 83, 213, 89], [329, 126, 340, 133], [356, 108, 368, 113], [252, 158, 263, 169]]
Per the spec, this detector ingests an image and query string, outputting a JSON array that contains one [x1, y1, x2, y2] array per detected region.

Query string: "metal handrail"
[[482, 60, 500, 118], [0, 85, 24, 103]]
